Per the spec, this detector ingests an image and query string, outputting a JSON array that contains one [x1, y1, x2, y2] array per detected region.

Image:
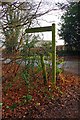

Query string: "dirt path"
[[63, 61, 80, 75]]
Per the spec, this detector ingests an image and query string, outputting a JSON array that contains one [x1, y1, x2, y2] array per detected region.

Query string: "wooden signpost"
[[25, 23, 56, 84]]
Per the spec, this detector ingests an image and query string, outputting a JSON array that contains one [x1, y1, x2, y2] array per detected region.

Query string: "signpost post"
[[25, 23, 56, 84]]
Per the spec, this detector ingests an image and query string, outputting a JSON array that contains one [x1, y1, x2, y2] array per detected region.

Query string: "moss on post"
[[52, 24, 56, 85], [40, 54, 47, 85]]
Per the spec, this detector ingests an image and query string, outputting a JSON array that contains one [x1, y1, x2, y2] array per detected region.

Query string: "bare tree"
[[0, 0, 55, 53]]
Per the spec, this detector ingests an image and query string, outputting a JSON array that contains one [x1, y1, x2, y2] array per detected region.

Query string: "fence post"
[[52, 23, 56, 84]]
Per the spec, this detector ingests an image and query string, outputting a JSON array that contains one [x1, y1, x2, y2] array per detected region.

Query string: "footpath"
[[63, 57, 80, 75]]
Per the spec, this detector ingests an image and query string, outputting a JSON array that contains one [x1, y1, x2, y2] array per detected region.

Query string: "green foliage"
[[22, 95, 32, 101], [7, 83, 12, 88], [0, 102, 3, 108], [6, 103, 17, 111], [56, 55, 64, 75], [41, 41, 52, 54], [21, 34, 48, 85], [56, 66, 62, 75], [21, 34, 42, 84], [59, 2, 80, 51], [21, 34, 39, 58], [56, 86, 63, 95], [21, 71, 30, 85]]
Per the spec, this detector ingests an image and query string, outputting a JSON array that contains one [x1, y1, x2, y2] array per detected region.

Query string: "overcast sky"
[[1, 0, 78, 46], [34, 0, 68, 45], [0, 0, 68, 46], [35, 0, 79, 45]]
